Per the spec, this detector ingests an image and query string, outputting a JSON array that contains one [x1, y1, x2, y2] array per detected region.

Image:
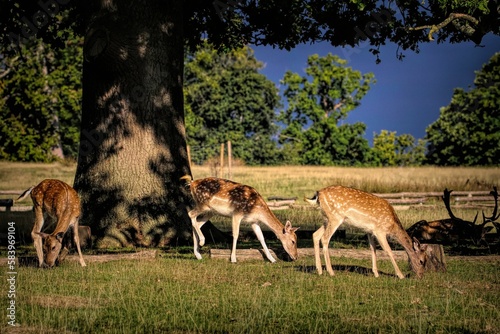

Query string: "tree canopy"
[[279, 53, 375, 165], [184, 42, 281, 165], [1, 1, 498, 59], [372, 130, 426, 166], [425, 52, 500, 166], [0, 29, 82, 161]]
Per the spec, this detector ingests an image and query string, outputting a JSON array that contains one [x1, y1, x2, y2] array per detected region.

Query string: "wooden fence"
[[266, 191, 496, 211], [1, 190, 495, 213]]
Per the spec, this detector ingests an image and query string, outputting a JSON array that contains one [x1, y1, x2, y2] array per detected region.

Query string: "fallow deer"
[[17, 179, 87, 267], [407, 188, 497, 245], [181, 175, 299, 263], [306, 185, 427, 279]]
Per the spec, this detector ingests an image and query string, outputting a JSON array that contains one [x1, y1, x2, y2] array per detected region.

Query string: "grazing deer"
[[181, 175, 299, 263], [306, 186, 427, 279], [407, 188, 497, 245], [17, 179, 86, 267]]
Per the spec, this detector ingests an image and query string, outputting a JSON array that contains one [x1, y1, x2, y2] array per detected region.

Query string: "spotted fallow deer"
[[17, 179, 86, 267], [306, 186, 427, 279], [181, 175, 299, 263]]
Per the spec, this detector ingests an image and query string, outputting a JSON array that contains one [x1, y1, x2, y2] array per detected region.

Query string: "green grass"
[[2, 255, 499, 333]]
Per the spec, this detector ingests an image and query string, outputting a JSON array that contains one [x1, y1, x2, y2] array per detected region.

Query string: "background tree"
[[426, 52, 500, 166], [184, 42, 281, 165], [280, 54, 375, 165], [0, 30, 82, 161], [373, 130, 426, 166], [396, 134, 426, 166], [372, 130, 397, 166], [1, 0, 498, 246]]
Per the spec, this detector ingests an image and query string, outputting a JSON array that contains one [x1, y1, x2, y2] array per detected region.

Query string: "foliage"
[[373, 130, 426, 166], [425, 52, 500, 166], [184, 42, 281, 165], [279, 54, 375, 165], [1, 1, 498, 60], [0, 27, 82, 162]]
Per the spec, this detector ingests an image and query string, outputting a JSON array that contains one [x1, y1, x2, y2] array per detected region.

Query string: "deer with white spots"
[[17, 179, 87, 268], [306, 185, 427, 279], [181, 175, 299, 263]]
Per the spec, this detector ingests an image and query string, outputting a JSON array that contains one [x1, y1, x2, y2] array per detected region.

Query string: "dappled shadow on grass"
[[295, 264, 406, 279], [446, 243, 500, 256], [17, 256, 39, 267]]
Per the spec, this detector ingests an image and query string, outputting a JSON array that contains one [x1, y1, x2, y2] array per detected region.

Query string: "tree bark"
[[74, 1, 192, 247]]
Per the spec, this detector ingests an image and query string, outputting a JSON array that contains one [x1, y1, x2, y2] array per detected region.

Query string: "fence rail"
[[1, 190, 496, 212], [266, 191, 496, 211]]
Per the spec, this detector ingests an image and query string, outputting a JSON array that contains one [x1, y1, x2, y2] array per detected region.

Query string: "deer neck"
[[254, 205, 285, 239], [51, 225, 70, 236], [392, 225, 417, 258]]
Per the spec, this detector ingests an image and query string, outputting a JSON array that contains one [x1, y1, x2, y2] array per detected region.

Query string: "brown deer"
[[407, 188, 497, 245], [17, 179, 86, 267], [181, 175, 299, 263], [306, 186, 427, 279]]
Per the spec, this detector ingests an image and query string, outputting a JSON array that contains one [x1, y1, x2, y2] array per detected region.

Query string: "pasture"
[[1, 162, 499, 333]]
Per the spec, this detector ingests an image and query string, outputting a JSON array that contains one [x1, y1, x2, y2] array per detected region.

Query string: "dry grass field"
[[2, 161, 498, 228], [2, 160, 498, 195]]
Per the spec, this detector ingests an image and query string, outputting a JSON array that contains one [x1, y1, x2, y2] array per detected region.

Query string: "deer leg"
[[321, 221, 342, 276], [191, 213, 211, 260], [193, 229, 203, 260], [367, 234, 379, 277], [320, 218, 342, 276], [313, 225, 325, 275], [375, 233, 405, 279], [230, 214, 243, 263], [251, 223, 276, 263], [72, 221, 87, 267], [188, 210, 209, 247], [31, 205, 45, 267]]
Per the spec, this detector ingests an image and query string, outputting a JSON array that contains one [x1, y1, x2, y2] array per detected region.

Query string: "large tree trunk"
[[74, 1, 192, 247]]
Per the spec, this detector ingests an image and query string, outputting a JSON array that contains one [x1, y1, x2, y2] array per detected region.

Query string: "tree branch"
[[407, 13, 479, 41], [0, 67, 11, 79]]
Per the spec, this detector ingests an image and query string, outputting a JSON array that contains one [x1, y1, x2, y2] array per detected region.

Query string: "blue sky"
[[253, 34, 499, 142]]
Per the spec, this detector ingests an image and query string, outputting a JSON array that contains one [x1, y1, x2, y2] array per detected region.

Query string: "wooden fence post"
[[227, 141, 232, 179], [187, 145, 192, 170], [219, 143, 224, 178]]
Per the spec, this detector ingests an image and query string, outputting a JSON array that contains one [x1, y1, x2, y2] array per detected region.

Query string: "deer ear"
[[36, 232, 50, 239], [412, 237, 427, 251], [55, 232, 65, 243], [284, 221, 299, 233], [412, 237, 421, 250]]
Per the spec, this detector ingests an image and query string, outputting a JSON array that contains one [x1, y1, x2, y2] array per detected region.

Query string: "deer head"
[[36, 232, 65, 267]]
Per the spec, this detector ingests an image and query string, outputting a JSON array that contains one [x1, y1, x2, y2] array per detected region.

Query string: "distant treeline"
[[1, 37, 498, 166]]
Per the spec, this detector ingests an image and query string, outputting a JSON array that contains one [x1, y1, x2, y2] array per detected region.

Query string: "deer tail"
[[180, 175, 193, 185], [16, 186, 34, 202], [304, 192, 319, 205]]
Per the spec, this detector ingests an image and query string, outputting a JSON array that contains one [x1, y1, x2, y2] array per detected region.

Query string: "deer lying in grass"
[[17, 179, 86, 267], [407, 188, 497, 245], [306, 185, 427, 279], [181, 175, 299, 263]]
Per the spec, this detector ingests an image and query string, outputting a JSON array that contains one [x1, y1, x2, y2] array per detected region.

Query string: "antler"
[[483, 187, 499, 222], [442, 188, 460, 221]]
